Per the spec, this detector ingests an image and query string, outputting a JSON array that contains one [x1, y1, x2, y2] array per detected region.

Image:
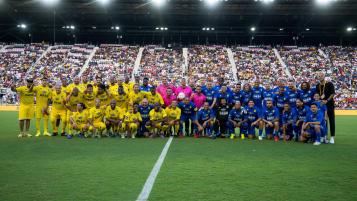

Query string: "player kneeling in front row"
[[196, 102, 215, 137], [301, 102, 325, 146], [123, 104, 142, 138], [105, 99, 125, 137], [245, 100, 263, 140], [68, 103, 90, 139], [228, 101, 248, 139], [145, 103, 168, 138], [165, 100, 181, 137], [282, 103, 296, 141], [261, 100, 280, 141], [88, 99, 106, 138]]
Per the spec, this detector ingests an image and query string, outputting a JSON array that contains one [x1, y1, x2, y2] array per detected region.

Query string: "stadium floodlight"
[[164, 27, 168, 30], [17, 24, 27, 29], [346, 27, 353, 32], [98, 0, 110, 6], [115, 26, 120, 30], [205, 0, 219, 7], [261, 0, 274, 4], [70, 25, 75, 30], [279, 28, 284, 31], [306, 28, 310, 31], [211, 27, 215, 30], [151, 0, 166, 7], [39, 0, 60, 7], [156, 27, 159, 30], [250, 27, 256, 32], [315, 0, 338, 7]]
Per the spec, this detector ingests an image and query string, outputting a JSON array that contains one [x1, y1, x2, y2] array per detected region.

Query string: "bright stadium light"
[[39, 0, 60, 7], [205, 0, 219, 7], [279, 28, 284, 31], [315, 0, 338, 7], [346, 27, 353, 32], [306, 28, 310, 31], [250, 27, 256, 32], [261, 0, 274, 4], [17, 24, 27, 29], [115, 26, 120, 30], [70, 25, 75, 30], [98, 0, 110, 6], [151, 0, 166, 7]]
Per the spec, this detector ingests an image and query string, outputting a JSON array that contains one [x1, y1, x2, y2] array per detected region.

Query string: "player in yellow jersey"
[[112, 85, 129, 110], [82, 84, 96, 109], [65, 87, 83, 135], [128, 84, 147, 105], [105, 99, 125, 137], [165, 100, 181, 136], [67, 77, 82, 93], [50, 85, 68, 136], [61, 78, 71, 95], [11, 79, 35, 137], [88, 99, 106, 138], [79, 76, 90, 93], [108, 76, 118, 95], [146, 86, 164, 106], [33, 78, 52, 137], [123, 104, 142, 138], [69, 103, 90, 139], [146, 103, 168, 138], [96, 84, 111, 107], [123, 76, 135, 93]]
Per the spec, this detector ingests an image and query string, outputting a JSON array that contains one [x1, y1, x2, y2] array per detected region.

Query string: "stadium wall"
[[0, 105, 356, 115]]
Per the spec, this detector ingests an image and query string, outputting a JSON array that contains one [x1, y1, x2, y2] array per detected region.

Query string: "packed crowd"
[[0, 43, 49, 88], [188, 45, 235, 86], [84, 44, 139, 81], [233, 46, 286, 83], [137, 45, 184, 86]]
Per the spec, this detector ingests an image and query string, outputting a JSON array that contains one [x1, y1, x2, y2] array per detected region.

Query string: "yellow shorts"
[[19, 105, 34, 120], [126, 122, 139, 131], [36, 105, 49, 119], [71, 124, 88, 131], [90, 122, 106, 131], [51, 109, 67, 123]]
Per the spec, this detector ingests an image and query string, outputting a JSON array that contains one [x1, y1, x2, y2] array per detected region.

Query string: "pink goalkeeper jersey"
[[191, 93, 206, 109], [163, 94, 177, 107], [157, 84, 177, 97], [176, 86, 193, 98]]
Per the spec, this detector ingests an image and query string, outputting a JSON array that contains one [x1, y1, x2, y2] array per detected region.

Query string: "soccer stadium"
[[0, 0, 356, 200]]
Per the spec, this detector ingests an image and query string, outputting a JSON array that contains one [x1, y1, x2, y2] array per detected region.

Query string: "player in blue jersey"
[[196, 102, 215, 137], [178, 97, 198, 137], [202, 81, 216, 108], [138, 98, 154, 137], [282, 102, 296, 141], [228, 101, 247, 139], [231, 83, 242, 107], [241, 83, 252, 106], [213, 85, 233, 107], [286, 82, 299, 109], [251, 80, 264, 109], [275, 86, 288, 114], [299, 82, 314, 106], [295, 99, 311, 141], [245, 100, 263, 139], [139, 77, 152, 92], [263, 83, 275, 108], [313, 93, 328, 142], [302, 102, 325, 145], [261, 100, 280, 141]]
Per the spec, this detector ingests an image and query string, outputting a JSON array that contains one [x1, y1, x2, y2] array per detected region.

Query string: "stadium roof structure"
[[0, 0, 356, 45]]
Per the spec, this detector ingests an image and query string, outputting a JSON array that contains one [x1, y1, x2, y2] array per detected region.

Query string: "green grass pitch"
[[0, 111, 356, 201]]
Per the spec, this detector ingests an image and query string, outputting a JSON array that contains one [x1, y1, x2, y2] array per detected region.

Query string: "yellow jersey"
[[82, 91, 96, 109], [16, 86, 34, 105], [128, 91, 147, 105], [66, 94, 83, 111], [62, 85, 71, 95], [33, 85, 51, 106], [111, 92, 129, 109], [51, 91, 67, 110], [123, 82, 134, 93], [109, 84, 118, 95], [165, 107, 181, 121], [149, 109, 167, 121], [96, 92, 110, 107], [89, 107, 105, 123], [67, 83, 82, 93], [123, 112, 142, 123], [105, 106, 125, 120], [146, 92, 164, 105], [79, 82, 91, 92], [72, 110, 89, 124]]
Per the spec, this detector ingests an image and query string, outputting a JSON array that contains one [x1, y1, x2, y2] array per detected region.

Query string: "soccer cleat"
[[211, 134, 217, 140], [241, 134, 245, 140], [60, 132, 66, 137], [313, 141, 321, 146], [329, 137, 334, 144], [44, 132, 52, 137], [132, 135, 135, 139], [274, 136, 279, 142], [18, 133, 24, 138], [78, 133, 84, 138], [26, 133, 32, 137], [194, 133, 199, 138], [66, 134, 73, 139], [230, 134, 235, 139], [52, 132, 58, 137], [121, 135, 125, 139], [35, 132, 41, 137], [258, 136, 263, 141]]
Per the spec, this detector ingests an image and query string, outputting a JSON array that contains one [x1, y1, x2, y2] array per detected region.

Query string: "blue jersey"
[[246, 106, 261, 122], [178, 102, 196, 116], [202, 87, 216, 105], [228, 108, 246, 122], [299, 89, 314, 106], [140, 85, 152, 92], [313, 101, 327, 115], [261, 106, 279, 122], [213, 85, 232, 94], [215, 92, 233, 104], [305, 110, 324, 126], [231, 91, 242, 104], [241, 90, 252, 106], [282, 109, 296, 125], [286, 90, 298, 108], [139, 105, 154, 120], [296, 106, 311, 122], [251, 86, 264, 108], [197, 108, 215, 121], [263, 89, 276, 106], [275, 93, 288, 111]]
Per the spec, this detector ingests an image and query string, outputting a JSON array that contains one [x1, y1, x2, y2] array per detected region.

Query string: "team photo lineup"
[[12, 70, 336, 146]]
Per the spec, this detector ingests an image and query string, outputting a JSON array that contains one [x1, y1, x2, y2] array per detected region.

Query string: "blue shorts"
[[180, 115, 196, 122]]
